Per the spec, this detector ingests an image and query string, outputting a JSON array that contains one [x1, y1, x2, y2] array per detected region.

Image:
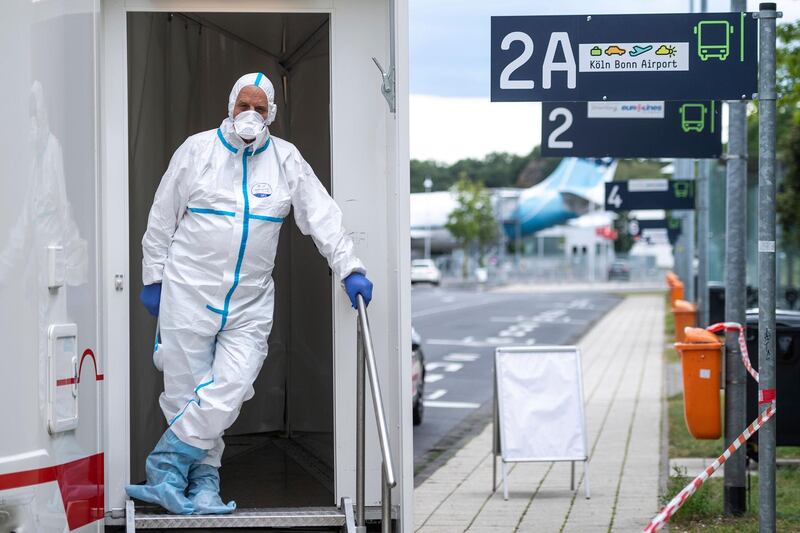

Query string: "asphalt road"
[[411, 285, 620, 467]]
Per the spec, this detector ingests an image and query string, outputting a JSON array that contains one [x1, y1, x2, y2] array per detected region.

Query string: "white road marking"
[[567, 299, 593, 309], [424, 373, 444, 384], [428, 339, 515, 347], [484, 337, 515, 345], [440, 296, 456, 303], [425, 362, 464, 373], [424, 400, 481, 409], [411, 296, 522, 319], [444, 353, 480, 362], [425, 389, 447, 401], [427, 339, 482, 346], [490, 315, 529, 322]]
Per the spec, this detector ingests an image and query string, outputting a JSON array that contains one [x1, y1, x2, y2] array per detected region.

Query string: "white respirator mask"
[[233, 110, 266, 142]]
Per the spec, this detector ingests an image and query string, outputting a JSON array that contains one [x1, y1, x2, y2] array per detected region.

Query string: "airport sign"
[[605, 179, 695, 211], [628, 218, 682, 245], [491, 12, 757, 102], [541, 100, 722, 158]]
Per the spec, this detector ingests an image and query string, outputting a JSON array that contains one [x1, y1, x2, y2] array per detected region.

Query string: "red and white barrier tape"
[[642, 321, 776, 532], [643, 400, 776, 532], [706, 322, 758, 382]]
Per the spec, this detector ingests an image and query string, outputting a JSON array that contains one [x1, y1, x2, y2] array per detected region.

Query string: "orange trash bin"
[[670, 281, 685, 306], [672, 299, 697, 343], [666, 271, 679, 286], [675, 327, 723, 439]]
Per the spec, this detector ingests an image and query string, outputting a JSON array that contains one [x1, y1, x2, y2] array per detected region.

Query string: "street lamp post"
[[423, 177, 433, 260]]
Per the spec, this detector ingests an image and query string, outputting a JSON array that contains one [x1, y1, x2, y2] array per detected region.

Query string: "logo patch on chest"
[[250, 182, 272, 198]]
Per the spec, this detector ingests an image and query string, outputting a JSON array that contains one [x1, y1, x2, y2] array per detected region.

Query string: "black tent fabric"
[[127, 11, 333, 481]]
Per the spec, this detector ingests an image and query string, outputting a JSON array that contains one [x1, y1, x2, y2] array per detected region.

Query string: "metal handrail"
[[355, 294, 396, 532]]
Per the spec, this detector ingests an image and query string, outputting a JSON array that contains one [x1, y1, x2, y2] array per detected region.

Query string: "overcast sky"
[[409, 0, 800, 163]]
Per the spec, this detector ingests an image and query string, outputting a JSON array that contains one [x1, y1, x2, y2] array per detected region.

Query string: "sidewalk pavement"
[[414, 295, 665, 532]]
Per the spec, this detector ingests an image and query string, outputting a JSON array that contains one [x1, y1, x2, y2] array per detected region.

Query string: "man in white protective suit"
[[126, 72, 373, 515]]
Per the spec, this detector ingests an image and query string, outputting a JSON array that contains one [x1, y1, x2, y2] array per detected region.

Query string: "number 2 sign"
[[540, 101, 722, 158]]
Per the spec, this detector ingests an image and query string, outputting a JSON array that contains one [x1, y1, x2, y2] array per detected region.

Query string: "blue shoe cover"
[[187, 464, 236, 515], [126, 429, 207, 514]]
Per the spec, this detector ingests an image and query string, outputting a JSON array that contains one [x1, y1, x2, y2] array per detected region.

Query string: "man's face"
[[233, 85, 269, 119]]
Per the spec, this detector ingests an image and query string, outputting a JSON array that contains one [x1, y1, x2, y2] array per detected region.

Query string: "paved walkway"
[[414, 295, 665, 532]]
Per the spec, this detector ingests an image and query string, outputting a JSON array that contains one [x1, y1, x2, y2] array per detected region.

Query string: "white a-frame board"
[[492, 346, 590, 500]]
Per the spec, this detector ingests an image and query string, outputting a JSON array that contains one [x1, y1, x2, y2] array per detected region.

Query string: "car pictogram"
[[604, 45, 627, 56]]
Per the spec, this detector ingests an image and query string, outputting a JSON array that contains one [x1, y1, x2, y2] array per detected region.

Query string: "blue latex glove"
[[344, 272, 373, 309], [125, 429, 207, 514], [140, 283, 162, 317]]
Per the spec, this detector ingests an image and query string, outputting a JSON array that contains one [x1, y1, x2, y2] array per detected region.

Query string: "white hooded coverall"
[[142, 73, 365, 467]]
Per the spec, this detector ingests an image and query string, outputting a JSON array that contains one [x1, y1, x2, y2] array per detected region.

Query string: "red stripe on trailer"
[[78, 349, 104, 381], [56, 349, 104, 387], [0, 453, 104, 530]]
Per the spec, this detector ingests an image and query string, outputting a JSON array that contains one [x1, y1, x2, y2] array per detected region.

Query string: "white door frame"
[[99, 0, 342, 516], [100, 0, 132, 516]]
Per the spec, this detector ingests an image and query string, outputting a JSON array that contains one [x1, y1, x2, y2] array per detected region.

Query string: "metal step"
[[127, 499, 355, 531]]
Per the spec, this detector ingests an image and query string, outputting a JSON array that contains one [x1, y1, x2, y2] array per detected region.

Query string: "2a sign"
[[541, 101, 722, 158], [605, 179, 695, 211], [491, 13, 757, 102]]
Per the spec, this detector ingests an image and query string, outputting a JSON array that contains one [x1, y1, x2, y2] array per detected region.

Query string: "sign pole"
[[697, 159, 709, 325], [757, 3, 779, 532], [673, 161, 696, 301], [723, 0, 749, 515], [696, 0, 709, 327]]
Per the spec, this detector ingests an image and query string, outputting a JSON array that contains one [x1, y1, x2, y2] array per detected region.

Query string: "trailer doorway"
[[126, 11, 335, 508]]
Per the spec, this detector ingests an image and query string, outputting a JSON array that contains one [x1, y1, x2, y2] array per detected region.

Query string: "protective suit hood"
[[220, 72, 277, 150], [227, 72, 277, 125]]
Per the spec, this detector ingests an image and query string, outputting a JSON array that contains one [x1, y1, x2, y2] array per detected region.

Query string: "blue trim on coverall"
[[189, 207, 236, 217], [217, 147, 252, 331], [217, 129, 238, 154], [206, 136, 271, 333], [168, 378, 215, 426], [249, 214, 284, 223]]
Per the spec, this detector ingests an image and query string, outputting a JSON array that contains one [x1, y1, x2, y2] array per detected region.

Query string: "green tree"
[[614, 159, 669, 181], [748, 21, 800, 173], [778, 123, 800, 250], [613, 213, 635, 255], [410, 149, 562, 193], [445, 174, 497, 277]]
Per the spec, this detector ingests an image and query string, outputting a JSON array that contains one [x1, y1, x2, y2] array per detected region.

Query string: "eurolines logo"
[[620, 103, 664, 114], [588, 101, 666, 119]]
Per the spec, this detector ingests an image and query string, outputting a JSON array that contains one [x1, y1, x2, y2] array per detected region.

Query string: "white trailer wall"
[[0, 1, 103, 531]]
